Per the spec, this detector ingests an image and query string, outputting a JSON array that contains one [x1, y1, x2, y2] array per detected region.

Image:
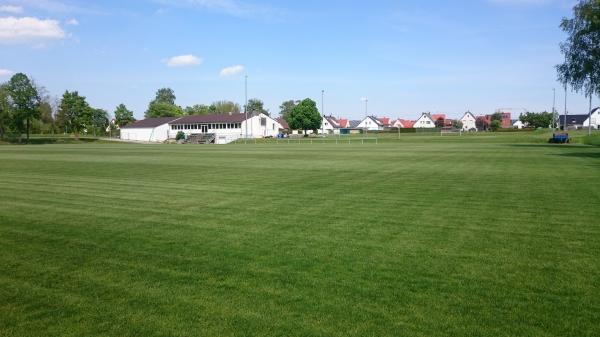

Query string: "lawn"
[[0, 136, 599, 337]]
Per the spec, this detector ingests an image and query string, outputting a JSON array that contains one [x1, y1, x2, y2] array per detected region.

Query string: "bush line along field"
[[0, 135, 599, 336]]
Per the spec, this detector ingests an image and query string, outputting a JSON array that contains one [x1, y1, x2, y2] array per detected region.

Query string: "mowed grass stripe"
[[1, 141, 600, 337]]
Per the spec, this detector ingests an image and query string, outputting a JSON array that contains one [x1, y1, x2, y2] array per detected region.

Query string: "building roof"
[[399, 119, 415, 128], [120, 117, 181, 129], [559, 114, 588, 125], [338, 118, 350, 128], [377, 117, 392, 126], [324, 116, 341, 128], [431, 114, 446, 121], [349, 120, 362, 128], [277, 117, 289, 129], [461, 111, 475, 120], [172, 113, 248, 124]]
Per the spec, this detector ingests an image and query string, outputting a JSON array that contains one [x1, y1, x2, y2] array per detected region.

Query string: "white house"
[[318, 116, 342, 134], [460, 111, 477, 131], [414, 113, 436, 128], [583, 108, 600, 129], [513, 120, 526, 129], [357, 116, 384, 131], [120, 117, 181, 142], [559, 108, 600, 129], [121, 113, 282, 144]]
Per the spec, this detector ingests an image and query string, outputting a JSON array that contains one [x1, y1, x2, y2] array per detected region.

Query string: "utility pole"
[[564, 83, 568, 131], [552, 88, 556, 129], [589, 93, 593, 136], [245, 75, 248, 140]]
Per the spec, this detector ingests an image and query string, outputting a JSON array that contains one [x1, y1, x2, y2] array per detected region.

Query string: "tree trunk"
[[26, 117, 30, 142]]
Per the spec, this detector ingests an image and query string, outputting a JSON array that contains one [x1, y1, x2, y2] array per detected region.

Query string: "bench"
[[549, 133, 570, 144]]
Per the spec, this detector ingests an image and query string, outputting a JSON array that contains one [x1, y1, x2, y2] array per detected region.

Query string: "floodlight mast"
[[245, 75, 248, 141]]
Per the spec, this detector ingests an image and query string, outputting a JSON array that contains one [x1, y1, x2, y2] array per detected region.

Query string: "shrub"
[[176, 131, 186, 141]]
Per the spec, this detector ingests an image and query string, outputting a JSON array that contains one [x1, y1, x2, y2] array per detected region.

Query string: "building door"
[[201, 124, 208, 133]]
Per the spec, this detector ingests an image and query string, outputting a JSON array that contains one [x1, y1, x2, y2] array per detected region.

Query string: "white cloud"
[[220, 65, 244, 77], [0, 68, 15, 77], [65, 18, 79, 26], [166, 54, 202, 67], [0, 5, 23, 14], [0, 16, 66, 44]]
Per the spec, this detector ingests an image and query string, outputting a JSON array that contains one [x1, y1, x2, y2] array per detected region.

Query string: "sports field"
[[1, 135, 599, 336]]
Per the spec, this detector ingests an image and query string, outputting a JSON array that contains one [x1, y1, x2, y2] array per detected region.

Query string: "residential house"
[[460, 111, 477, 131], [357, 116, 385, 131], [414, 113, 436, 128]]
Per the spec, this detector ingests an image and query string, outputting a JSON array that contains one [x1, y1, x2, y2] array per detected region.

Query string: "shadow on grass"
[[508, 144, 587, 149], [1, 137, 101, 145], [555, 152, 600, 160]]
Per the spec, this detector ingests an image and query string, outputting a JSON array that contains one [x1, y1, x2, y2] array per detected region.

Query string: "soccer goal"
[[440, 128, 463, 136]]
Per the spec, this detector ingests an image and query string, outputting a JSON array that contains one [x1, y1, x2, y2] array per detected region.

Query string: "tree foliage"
[[212, 100, 241, 114], [57, 91, 92, 134], [247, 98, 269, 116], [557, 0, 600, 97], [184, 104, 213, 115], [490, 120, 502, 132], [114, 104, 135, 126], [519, 111, 554, 129], [0, 85, 11, 139], [288, 98, 321, 134], [145, 88, 183, 118], [6, 73, 40, 141], [146, 101, 183, 118], [279, 100, 299, 122], [154, 88, 176, 105]]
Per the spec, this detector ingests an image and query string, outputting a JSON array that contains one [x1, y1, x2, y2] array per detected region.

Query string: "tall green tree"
[[145, 88, 183, 118], [288, 98, 321, 135], [279, 100, 299, 122], [6, 73, 40, 141], [246, 98, 269, 116], [557, 0, 600, 134], [154, 88, 176, 105], [90, 108, 109, 136], [184, 104, 212, 115], [114, 104, 135, 126], [146, 101, 183, 118], [519, 111, 554, 129], [0, 84, 11, 139], [57, 91, 92, 135], [212, 100, 241, 114]]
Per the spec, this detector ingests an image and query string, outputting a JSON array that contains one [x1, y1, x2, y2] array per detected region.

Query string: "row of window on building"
[[171, 123, 242, 131]]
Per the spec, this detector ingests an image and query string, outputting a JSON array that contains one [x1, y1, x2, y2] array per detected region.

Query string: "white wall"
[[357, 117, 382, 131], [583, 110, 600, 129], [120, 124, 171, 142], [461, 114, 477, 131], [242, 114, 281, 138], [414, 115, 435, 128]]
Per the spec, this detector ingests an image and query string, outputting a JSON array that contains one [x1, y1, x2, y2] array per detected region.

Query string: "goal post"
[[440, 128, 463, 136]]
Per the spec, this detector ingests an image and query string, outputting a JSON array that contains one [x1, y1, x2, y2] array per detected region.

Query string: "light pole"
[[564, 83, 568, 131], [361, 97, 368, 137], [321, 90, 325, 136], [588, 92, 593, 136], [245, 75, 248, 140], [552, 88, 556, 129]]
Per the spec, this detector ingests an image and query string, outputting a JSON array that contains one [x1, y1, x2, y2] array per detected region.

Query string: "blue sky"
[[0, 0, 593, 120]]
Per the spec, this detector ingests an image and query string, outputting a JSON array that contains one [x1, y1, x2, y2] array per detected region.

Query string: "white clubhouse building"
[[120, 113, 283, 144]]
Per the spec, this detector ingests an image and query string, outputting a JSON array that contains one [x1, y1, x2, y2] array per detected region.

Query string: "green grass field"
[[1, 135, 599, 336]]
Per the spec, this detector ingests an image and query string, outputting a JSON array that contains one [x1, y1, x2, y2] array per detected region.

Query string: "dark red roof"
[[121, 117, 181, 129], [172, 114, 248, 124], [277, 117, 290, 129]]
